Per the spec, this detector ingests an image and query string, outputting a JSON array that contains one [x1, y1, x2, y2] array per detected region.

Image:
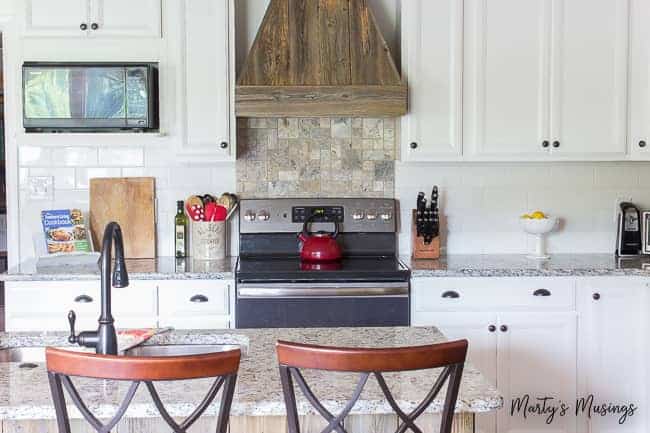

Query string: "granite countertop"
[[404, 254, 650, 278], [0, 327, 502, 420], [0, 256, 237, 282]]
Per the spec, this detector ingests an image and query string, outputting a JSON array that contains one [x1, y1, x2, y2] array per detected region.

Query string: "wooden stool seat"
[[46, 347, 240, 433], [276, 339, 468, 433]]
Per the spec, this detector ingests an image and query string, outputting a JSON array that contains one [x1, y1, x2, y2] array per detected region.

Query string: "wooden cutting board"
[[89, 177, 156, 259]]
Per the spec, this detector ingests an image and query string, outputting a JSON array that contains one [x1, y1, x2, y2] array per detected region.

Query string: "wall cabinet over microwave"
[[22, 0, 162, 38], [402, 0, 645, 162]]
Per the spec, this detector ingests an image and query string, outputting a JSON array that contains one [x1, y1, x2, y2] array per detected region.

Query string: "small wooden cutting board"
[[89, 177, 156, 259]]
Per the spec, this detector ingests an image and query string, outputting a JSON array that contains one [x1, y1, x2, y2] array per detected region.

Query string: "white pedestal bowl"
[[520, 217, 558, 260]]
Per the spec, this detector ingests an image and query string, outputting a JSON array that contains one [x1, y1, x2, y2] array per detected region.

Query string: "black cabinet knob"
[[190, 294, 209, 303], [80, 23, 88, 30], [542, 140, 550, 148], [533, 289, 551, 297], [552, 140, 560, 148], [592, 293, 601, 301], [220, 141, 229, 149], [488, 325, 496, 333], [91, 23, 99, 30], [500, 325, 508, 332], [74, 294, 93, 303], [639, 141, 647, 148], [410, 142, 418, 149]]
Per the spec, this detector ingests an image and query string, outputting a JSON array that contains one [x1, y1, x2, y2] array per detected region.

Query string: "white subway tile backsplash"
[[51, 147, 98, 167], [75, 168, 122, 189], [397, 162, 650, 255], [19, 146, 52, 167], [98, 147, 144, 167], [30, 168, 75, 190]]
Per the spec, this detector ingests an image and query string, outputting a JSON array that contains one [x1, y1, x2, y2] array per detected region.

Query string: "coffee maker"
[[616, 202, 642, 257]]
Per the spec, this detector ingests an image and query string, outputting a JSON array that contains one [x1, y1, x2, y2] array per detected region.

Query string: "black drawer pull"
[[488, 325, 496, 333], [74, 295, 93, 303], [441, 290, 460, 299], [190, 294, 209, 303], [533, 289, 551, 297], [500, 325, 508, 332], [592, 293, 601, 301]]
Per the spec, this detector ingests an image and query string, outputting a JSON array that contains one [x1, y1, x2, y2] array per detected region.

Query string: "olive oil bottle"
[[175, 200, 188, 258]]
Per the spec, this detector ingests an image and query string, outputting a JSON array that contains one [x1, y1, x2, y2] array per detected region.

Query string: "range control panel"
[[239, 198, 396, 234], [292, 206, 344, 223]]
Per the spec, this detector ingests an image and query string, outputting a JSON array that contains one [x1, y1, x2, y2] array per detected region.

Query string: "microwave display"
[[22, 62, 159, 132]]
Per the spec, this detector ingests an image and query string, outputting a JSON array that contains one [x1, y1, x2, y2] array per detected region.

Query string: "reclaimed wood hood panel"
[[236, 0, 407, 117]]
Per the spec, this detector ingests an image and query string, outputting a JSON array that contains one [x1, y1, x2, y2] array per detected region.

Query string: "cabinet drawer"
[[158, 280, 230, 316], [412, 278, 575, 312], [6, 281, 101, 316]]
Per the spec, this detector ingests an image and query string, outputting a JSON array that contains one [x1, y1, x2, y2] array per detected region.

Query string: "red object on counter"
[[298, 214, 342, 262]]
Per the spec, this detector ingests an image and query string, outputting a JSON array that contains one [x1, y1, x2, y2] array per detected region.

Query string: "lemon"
[[530, 211, 547, 220]]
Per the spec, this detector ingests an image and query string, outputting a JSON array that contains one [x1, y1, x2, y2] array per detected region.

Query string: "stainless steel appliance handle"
[[238, 282, 408, 298]]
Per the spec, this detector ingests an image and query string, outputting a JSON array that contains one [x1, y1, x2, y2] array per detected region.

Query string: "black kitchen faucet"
[[67, 222, 129, 355]]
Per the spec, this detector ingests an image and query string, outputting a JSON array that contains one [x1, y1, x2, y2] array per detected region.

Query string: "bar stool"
[[46, 347, 240, 433], [276, 339, 468, 433]]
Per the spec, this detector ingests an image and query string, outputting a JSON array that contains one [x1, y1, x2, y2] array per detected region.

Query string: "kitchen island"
[[0, 327, 502, 433]]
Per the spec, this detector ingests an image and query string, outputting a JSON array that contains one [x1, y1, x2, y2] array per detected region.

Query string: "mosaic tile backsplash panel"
[[236, 118, 397, 198]]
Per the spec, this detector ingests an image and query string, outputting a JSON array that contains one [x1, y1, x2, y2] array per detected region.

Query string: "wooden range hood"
[[236, 0, 407, 118]]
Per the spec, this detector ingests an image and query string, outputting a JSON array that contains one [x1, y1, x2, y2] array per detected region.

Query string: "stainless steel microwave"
[[22, 62, 159, 132]]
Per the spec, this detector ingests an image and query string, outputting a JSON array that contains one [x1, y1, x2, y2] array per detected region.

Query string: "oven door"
[[236, 282, 410, 328]]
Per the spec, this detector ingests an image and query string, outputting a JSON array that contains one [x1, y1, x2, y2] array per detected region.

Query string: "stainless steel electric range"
[[236, 198, 410, 329]]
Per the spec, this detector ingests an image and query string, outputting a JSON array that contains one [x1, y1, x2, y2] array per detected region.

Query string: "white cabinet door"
[[89, 0, 161, 38], [177, 0, 233, 160], [628, 0, 650, 159], [464, 0, 552, 158], [24, 0, 90, 37], [549, 0, 628, 158], [401, 0, 463, 160], [158, 280, 232, 329], [577, 281, 647, 433], [432, 312, 498, 433], [496, 312, 577, 433]]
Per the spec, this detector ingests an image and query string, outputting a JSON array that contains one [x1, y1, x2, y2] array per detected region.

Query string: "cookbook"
[[41, 209, 91, 254]]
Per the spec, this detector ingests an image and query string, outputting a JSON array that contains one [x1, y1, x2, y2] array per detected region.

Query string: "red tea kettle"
[[298, 214, 342, 262]]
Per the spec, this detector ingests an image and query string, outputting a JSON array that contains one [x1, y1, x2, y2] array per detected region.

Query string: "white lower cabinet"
[[5, 279, 233, 331], [414, 276, 648, 433], [157, 280, 232, 329], [577, 279, 648, 433]]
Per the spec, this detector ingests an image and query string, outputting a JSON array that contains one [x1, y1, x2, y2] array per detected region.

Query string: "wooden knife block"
[[411, 210, 440, 260]]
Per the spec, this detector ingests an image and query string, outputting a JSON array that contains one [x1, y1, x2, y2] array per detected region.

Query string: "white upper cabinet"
[[89, 0, 162, 38], [549, 0, 628, 158], [174, 0, 233, 160], [23, 0, 162, 38], [629, 0, 650, 159], [401, 0, 463, 160], [464, 0, 551, 158], [24, 0, 90, 37]]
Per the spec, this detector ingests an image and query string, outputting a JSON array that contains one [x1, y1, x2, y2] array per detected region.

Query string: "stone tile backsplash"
[[236, 118, 397, 198]]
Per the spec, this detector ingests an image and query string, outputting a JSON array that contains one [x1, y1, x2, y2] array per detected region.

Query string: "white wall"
[[396, 161, 650, 255]]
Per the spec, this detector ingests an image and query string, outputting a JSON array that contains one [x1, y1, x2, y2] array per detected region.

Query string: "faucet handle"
[[67, 310, 78, 344]]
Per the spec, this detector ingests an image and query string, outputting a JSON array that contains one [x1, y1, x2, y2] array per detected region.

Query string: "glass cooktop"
[[236, 256, 410, 283]]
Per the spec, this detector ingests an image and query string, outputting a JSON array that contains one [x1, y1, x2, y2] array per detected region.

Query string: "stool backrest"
[[46, 347, 240, 433], [276, 339, 468, 433]]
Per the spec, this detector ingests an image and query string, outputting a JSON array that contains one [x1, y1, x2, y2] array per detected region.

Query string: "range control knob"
[[243, 211, 257, 222], [380, 212, 393, 221], [258, 210, 270, 221], [352, 211, 365, 221], [366, 211, 377, 221]]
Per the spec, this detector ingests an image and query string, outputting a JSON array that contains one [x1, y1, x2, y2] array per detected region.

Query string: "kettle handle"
[[301, 213, 339, 239]]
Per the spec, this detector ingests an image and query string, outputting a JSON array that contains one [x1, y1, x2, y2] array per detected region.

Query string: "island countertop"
[[0, 327, 502, 421]]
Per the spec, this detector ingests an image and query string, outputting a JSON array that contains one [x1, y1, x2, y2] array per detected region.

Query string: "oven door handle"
[[237, 284, 408, 298]]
